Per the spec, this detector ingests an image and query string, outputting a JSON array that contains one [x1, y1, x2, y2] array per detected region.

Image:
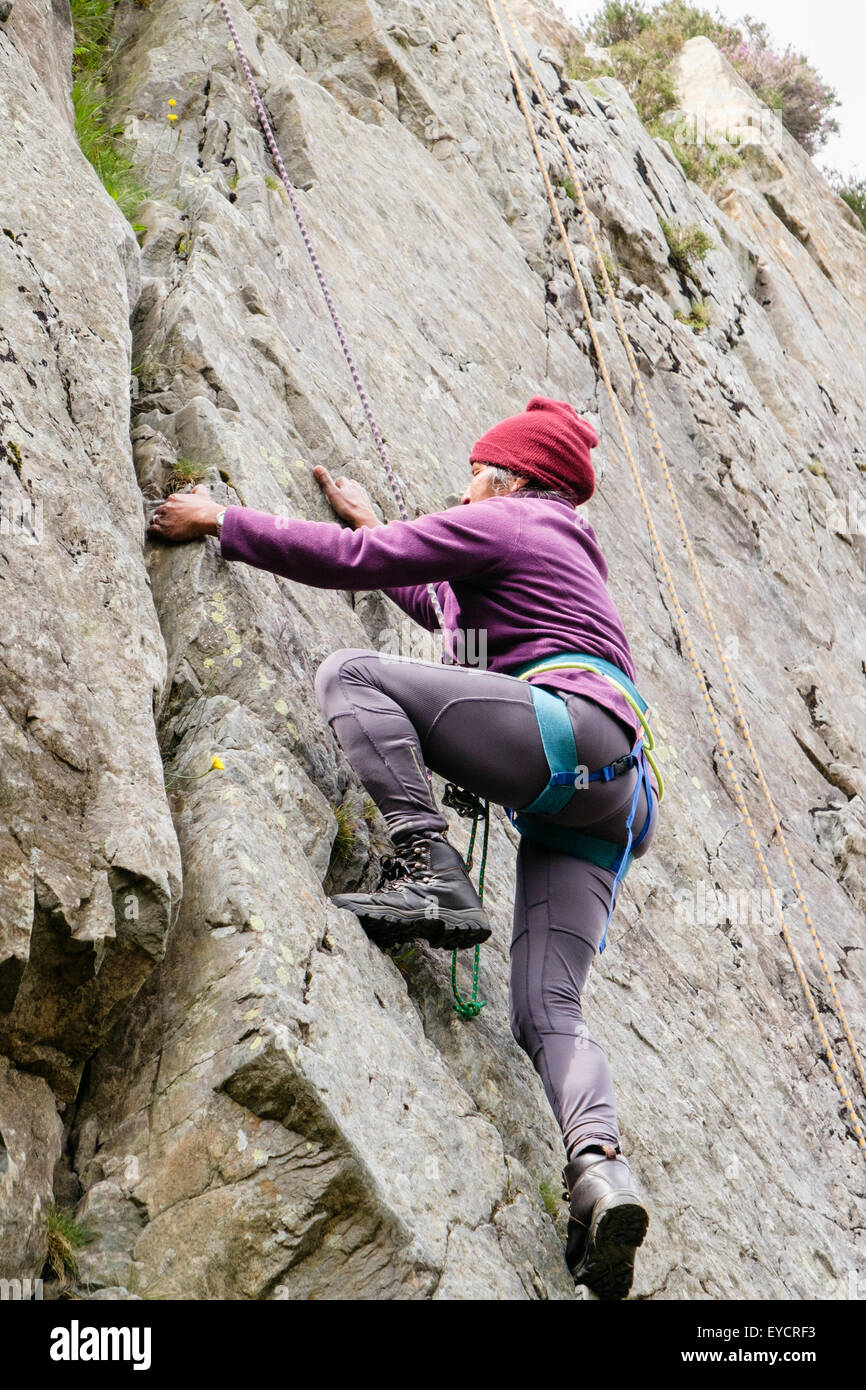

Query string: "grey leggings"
[[314, 648, 659, 1162]]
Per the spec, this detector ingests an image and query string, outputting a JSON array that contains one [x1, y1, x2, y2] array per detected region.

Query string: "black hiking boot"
[[330, 832, 492, 951], [562, 1143, 650, 1300]]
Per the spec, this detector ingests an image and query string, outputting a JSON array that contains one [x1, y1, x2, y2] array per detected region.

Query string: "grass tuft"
[[70, 0, 149, 227], [650, 119, 742, 190], [674, 295, 711, 331], [45, 1204, 94, 1283], [167, 456, 207, 487], [552, 175, 578, 201], [659, 218, 714, 277], [332, 801, 358, 868], [593, 250, 621, 295], [539, 1176, 562, 1220]]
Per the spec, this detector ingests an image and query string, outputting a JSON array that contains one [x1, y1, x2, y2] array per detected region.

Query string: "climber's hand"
[[313, 465, 379, 529], [146, 484, 223, 542]]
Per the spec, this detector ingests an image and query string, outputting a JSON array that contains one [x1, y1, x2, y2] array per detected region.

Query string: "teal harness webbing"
[[503, 651, 658, 952]]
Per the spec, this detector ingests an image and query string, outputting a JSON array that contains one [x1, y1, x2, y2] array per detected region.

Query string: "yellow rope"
[[487, 0, 866, 1159]]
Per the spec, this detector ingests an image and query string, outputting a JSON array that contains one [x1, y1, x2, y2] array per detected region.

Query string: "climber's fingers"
[[146, 485, 221, 543], [313, 465, 376, 527], [313, 465, 343, 499]]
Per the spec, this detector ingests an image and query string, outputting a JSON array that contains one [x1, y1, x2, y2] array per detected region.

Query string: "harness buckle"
[[601, 753, 636, 782]]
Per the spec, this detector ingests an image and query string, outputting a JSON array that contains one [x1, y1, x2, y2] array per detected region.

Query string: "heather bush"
[[579, 1, 729, 124], [578, 1, 840, 157], [717, 20, 840, 154]]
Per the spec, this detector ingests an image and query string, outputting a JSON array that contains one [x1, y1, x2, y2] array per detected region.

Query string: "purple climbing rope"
[[216, 4, 488, 1023], [215, 0, 447, 634]]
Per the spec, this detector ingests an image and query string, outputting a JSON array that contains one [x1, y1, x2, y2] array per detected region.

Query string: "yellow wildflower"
[[168, 113, 178, 122], [211, 756, 225, 771], [168, 99, 176, 107]]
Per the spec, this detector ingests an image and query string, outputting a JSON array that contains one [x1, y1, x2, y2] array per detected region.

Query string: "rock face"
[[1, 0, 864, 1298], [1, 0, 182, 1163]]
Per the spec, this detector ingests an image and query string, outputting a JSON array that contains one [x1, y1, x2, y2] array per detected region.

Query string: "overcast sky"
[[550, 0, 864, 179]]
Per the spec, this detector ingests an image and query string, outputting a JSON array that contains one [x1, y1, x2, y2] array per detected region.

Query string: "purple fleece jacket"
[[219, 487, 648, 745]]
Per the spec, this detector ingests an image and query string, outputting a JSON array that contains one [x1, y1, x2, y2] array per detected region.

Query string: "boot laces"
[[375, 839, 435, 890], [374, 854, 405, 891]]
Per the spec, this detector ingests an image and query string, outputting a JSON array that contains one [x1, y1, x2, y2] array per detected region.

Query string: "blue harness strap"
[[504, 654, 659, 953]]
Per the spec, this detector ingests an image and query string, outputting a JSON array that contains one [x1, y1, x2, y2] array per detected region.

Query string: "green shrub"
[[565, 48, 615, 83], [659, 218, 713, 276], [580, 1, 729, 125], [718, 19, 840, 155], [838, 180, 866, 232], [598, 36, 678, 123], [824, 169, 866, 233], [586, 1, 652, 45]]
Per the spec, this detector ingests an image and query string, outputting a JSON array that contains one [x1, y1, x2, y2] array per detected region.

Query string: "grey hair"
[[489, 464, 576, 506]]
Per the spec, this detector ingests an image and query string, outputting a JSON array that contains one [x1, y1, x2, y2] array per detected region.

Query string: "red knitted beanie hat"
[[469, 396, 598, 504]]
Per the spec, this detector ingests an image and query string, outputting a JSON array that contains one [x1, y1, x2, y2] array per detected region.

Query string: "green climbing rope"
[[450, 797, 490, 1020]]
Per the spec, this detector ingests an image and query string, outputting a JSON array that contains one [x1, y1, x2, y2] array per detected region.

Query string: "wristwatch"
[[214, 507, 227, 534]]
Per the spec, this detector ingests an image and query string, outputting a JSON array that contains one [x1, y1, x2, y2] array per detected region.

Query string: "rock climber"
[[146, 395, 660, 1300]]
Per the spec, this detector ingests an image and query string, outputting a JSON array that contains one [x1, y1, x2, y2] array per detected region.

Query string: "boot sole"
[[332, 899, 492, 951], [570, 1193, 649, 1300]]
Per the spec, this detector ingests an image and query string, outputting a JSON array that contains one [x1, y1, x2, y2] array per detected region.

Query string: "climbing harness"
[[487, 0, 866, 1157], [502, 652, 659, 953], [508, 650, 665, 801]]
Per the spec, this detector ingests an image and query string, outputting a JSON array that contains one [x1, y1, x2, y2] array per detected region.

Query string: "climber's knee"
[[538, 974, 586, 1033], [313, 647, 377, 718]]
